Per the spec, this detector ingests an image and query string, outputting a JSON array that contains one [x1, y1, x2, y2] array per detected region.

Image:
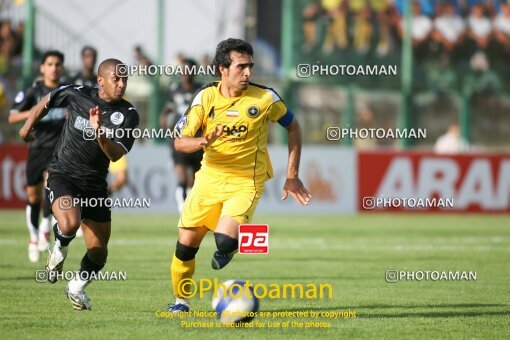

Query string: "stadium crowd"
[[302, 0, 510, 68]]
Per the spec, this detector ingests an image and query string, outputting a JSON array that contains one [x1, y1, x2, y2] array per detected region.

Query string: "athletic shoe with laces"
[[45, 246, 67, 283], [167, 303, 189, 313], [65, 286, 92, 310]]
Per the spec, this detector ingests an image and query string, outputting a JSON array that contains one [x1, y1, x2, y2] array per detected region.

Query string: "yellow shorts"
[[178, 170, 264, 230]]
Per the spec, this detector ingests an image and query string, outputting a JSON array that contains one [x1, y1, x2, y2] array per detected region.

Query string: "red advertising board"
[[0, 144, 28, 208], [359, 151, 510, 213]]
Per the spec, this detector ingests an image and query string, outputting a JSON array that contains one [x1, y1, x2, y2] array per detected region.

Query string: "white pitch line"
[[0, 238, 508, 252]]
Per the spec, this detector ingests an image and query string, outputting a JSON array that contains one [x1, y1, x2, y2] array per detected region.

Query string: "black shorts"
[[26, 147, 54, 186], [47, 174, 111, 223], [172, 150, 203, 173]]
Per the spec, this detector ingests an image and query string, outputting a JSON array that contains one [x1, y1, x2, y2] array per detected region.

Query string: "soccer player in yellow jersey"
[[167, 39, 311, 312]]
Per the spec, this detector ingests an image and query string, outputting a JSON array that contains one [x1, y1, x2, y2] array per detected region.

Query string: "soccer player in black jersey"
[[19, 58, 139, 310], [8, 50, 66, 262], [69, 46, 98, 88], [160, 58, 203, 212]]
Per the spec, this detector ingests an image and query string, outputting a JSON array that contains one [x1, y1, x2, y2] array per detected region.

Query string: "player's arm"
[[11, 87, 38, 125], [174, 104, 223, 153], [89, 106, 126, 162], [19, 95, 51, 142], [268, 100, 311, 206], [8, 110, 32, 124], [174, 126, 223, 153], [282, 118, 311, 206]]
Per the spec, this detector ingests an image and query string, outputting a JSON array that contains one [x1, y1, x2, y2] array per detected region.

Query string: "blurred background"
[[0, 0, 509, 214]]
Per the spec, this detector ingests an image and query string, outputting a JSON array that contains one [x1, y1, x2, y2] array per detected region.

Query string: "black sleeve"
[[114, 109, 139, 153], [45, 85, 73, 109], [11, 86, 36, 112]]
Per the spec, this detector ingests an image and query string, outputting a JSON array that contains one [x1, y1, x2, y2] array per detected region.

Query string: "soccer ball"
[[212, 279, 259, 323]]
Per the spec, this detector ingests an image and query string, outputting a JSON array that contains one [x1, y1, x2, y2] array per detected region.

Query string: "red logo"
[[239, 224, 269, 254]]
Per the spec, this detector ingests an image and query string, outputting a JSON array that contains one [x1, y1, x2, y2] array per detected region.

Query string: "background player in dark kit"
[[8, 50, 66, 262], [160, 58, 203, 212], [19, 58, 139, 310]]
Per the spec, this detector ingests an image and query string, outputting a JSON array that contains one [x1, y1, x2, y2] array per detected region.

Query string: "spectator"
[[398, 1, 433, 60], [371, 0, 393, 56], [321, 0, 348, 54], [466, 4, 492, 51], [493, 2, 510, 55], [350, 0, 373, 54], [432, 3, 466, 56], [302, 0, 324, 52]]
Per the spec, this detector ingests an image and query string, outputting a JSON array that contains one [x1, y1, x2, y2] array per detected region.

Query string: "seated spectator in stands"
[[371, 0, 393, 56], [350, 0, 373, 54], [466, 4, 492, 50], [398, 1, 433, 60], [493, 2, 510, 54], [321, 0, 348, 54], [302, 0, 324, 52], [432, 3, 466, 57]]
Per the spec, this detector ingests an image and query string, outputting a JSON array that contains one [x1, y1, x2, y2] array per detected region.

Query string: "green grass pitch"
[[0, 211, 509, 339]]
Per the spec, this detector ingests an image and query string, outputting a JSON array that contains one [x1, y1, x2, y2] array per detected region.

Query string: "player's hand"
[[282, 178, 312, 206], [19, 126, 36, 142], [89, 106, 102, 131], [201, 125, 224, 147]]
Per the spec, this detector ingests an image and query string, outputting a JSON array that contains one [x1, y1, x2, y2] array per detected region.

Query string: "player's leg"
[[168, 173, 221, 311], [26, 183, 42, 262], [46, 196, 81, 282], [211, 187, 263, 270], [169, 226, 209, 312], [38, 172, 52, 252], [45, 175, 82, 282], [211, 216, 240, 270], [172, 152, 187, 213], [66, 218, 110, 311]]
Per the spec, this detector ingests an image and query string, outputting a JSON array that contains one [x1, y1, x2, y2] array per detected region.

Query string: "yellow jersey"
[[179, 81, 288, 188], [109, 154, 128, 174]]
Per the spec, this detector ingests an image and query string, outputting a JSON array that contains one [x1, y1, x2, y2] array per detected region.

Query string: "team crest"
[[110, 111, 124, 125], [176, 115, 188, 130], [14, 91, 24, 103], [247, 105, 260, 118]]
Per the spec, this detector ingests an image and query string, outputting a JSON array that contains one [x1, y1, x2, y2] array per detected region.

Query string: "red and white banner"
[[358, 152, 510, 213], [0, 144, 28, 208]]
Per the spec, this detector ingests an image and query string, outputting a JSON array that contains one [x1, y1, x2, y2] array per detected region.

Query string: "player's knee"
[[26, 188, 41, 204], [214, 233, 238, 254], [58, 215, 81, 234], [175, 241, 199, 261]]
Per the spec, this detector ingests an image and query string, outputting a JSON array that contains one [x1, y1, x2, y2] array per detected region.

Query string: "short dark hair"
[[41, 50, 64, 64], [213, 38, 253, 77], [81, 45, 97, 58]]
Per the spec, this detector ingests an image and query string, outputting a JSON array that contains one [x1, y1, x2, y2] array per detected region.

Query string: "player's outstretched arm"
[[19, 95, 51, 142], [174, 125, 224, 153], [90, 106, 126, 162], [8, 110, 32, 124], [281, 119, 311, 206]]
